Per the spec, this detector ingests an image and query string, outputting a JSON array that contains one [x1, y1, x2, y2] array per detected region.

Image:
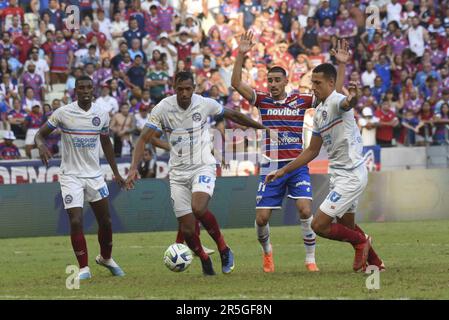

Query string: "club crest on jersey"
[[192, 112, 202, 122], [64, 195, 73, 204], [92, 116, 101, 126], [322, 111, 328, 120]]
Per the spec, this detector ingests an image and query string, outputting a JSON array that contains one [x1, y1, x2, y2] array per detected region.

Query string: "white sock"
[[300, 216, 316, 263], [255, 220, 271, 254]]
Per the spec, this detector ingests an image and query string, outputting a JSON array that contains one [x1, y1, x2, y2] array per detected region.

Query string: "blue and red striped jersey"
[[252, 90, 315, 161]]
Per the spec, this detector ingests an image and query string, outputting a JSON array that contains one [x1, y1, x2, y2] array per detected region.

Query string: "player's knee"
[[191, 204, 206, 217], [298, 205, 312, 219], [255, 215, 269, 227], [69, 216, 83, 231]]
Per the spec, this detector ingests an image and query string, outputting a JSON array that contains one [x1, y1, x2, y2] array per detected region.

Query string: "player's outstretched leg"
[[192, 192, 234, 274], [179, 214, 216, 276], [296, 199, 319, 272], [176, 219, 215, 255], [255, 209, 274, 273], [91, 199, 125, 277], [68, 208, 91, 280], [312, 210, 370, 272]]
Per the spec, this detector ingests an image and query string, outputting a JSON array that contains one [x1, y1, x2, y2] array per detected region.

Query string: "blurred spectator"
[[22, 87, 41, 113], [433, 103, 449, 145], [138, 148, 157, 178], [146, 59, 170, 104], [110, 103, 134, 157], [0, 131, 21, 160], [358, 107, 379, 147], [375, 100, 400, 147], [7, 98, 27, 140], [402, 109, 423, 146], [361, 61, 377, 88], [96, 84, 119, 116], [24, 104, 43, 158]]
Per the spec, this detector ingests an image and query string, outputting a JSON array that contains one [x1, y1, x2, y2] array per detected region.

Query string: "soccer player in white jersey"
[[126, 71, 268, 275], [265, 42, 384, 272], [35, 76, 127, 280]]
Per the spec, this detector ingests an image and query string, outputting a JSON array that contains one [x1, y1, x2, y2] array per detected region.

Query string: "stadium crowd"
[[1, 0, 449, 161]]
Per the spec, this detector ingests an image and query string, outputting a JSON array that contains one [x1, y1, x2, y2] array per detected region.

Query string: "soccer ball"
[[163, 243, 193, 272]]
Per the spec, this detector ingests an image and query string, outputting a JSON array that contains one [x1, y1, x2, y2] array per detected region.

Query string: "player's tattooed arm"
[[35, 123, 55, 167], [223, 108, 267, 130], [231, 31, 256, 103]]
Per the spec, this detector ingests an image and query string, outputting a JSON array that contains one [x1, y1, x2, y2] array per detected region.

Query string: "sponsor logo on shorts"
[[192, 112, 202, 122], [64, 194, 73, 204], [256, 195, 262, 205], [295, 180, 311, 187], [92, 116, 101, 126]]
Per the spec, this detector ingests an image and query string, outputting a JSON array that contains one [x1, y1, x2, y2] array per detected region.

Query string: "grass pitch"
[[1, 220, 448, 300]]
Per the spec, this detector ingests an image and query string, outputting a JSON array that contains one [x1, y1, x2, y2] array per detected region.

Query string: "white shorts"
[[169, 165, 216, 218], [25, 128, 39, 145], [319, 165, 368, 219], [59, 174, 109, 209]]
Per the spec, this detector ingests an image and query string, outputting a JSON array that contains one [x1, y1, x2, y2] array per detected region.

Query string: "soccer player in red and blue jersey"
[[232, 31, 319, 273]]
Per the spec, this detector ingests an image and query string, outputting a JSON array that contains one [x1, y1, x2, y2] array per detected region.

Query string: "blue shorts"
[[256, 162, 313, 209]]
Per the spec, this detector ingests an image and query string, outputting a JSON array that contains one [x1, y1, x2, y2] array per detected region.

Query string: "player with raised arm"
[[265, 41, 384, 272], [126, 71, 268, 276], [35, 75, 127, 280], [232, 31, 319, 273]]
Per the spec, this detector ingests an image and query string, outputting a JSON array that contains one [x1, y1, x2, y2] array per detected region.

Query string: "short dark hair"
[[175, 71, 194, 84], [268, 66, 287, 77], [75, 75, 93, 87], [313, 63, 337, 81]]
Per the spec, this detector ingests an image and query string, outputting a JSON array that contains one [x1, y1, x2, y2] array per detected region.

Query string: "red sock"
[[328, 223, 366, 245], [176, 220, 200, 243], [354, 224, 382, 265], [184, 232, 208, 261], [198, 210, 227, 253], [98, 226, 112, 260], [71, 233, 88, 268]]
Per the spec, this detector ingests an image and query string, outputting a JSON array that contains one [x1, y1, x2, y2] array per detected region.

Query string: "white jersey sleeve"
[[145, 103, 164, 132], [47, 107, 63, 129], [101, 113, 110, 136], [205, 97, 224, 118]]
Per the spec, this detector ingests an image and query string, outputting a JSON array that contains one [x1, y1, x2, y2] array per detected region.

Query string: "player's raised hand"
[[238, 31, 255, 54], [330, 39, 351, 64], [264, 169, 286, 184], [37, 144, 52, 167]]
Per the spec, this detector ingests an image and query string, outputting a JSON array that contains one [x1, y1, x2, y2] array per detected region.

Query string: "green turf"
[[1, 220, 448, 300]]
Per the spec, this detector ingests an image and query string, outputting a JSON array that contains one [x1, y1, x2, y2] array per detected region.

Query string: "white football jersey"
[[146, 94, 224, 171], [47, 102, 110, 177], [312, 90, 365, 170]]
